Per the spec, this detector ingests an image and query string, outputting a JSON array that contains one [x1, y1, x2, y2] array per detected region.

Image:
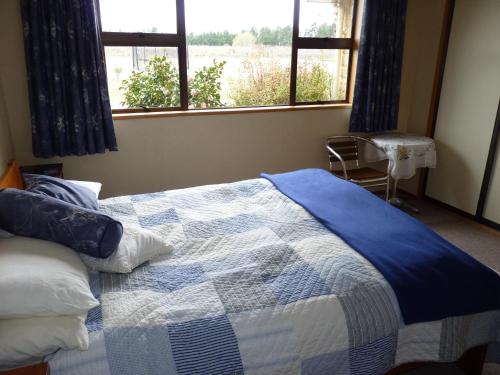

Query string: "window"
[[99, 0, 357, 113]]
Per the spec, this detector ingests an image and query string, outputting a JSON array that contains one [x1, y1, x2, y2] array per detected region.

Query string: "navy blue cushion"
[[24, 174, 98, 210], [0, 189, 122, 258]]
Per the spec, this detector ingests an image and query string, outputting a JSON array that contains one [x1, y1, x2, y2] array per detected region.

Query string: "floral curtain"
[[21, 0, 118, 157], [349, 0, 408, 133]]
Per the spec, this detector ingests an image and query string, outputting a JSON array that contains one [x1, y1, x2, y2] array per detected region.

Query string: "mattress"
[[48, 178, 500, 375]]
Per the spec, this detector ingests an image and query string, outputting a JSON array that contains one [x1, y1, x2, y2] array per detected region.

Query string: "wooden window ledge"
[[112, 104, 352, 121]]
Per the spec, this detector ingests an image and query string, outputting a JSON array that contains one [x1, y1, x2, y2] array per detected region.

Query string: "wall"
[[0, 0, 29, 172], [0, 0, 445, 197], [397, 0, 446, 194], [426, 0, 500, 215], [483, 141, 500, 224], [0, 78, 14, 171], [19, 110, 351, 197]]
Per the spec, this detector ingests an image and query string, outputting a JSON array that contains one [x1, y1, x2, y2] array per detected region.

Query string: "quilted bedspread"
[[48, 178, 500, 375]]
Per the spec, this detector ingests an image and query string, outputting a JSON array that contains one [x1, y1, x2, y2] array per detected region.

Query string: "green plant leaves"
[[120, 56, 180, 108], [119, 54, 332, 109], [120, 56, 226, 109]]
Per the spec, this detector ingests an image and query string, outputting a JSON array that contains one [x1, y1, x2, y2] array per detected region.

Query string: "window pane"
[[299, 0, 354, 38], [100, 0, 176, 33], [296, 49, 349, 102], [185, 0, 294, 108], [104, 47, 180, 109]]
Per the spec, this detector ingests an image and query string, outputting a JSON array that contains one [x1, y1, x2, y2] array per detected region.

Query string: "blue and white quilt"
[[48, 178, 500, 375]]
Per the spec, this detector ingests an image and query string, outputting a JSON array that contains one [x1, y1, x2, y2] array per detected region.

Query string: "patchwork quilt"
[[48, 178, 500, 375]]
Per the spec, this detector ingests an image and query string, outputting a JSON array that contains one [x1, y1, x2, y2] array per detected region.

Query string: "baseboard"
[[423, 195, 476, 220], [478, 217, 500, 231], [423, 195, 500, 231]]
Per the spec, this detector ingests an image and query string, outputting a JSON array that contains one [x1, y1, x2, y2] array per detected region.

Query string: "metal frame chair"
[[326, 135, 391, 201]]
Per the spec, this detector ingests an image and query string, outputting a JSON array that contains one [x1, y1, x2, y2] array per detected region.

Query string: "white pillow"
[[0, 237, 99, 318], [80, 224, 172, 273], [0, 315, 88, 371], [67, 180, 102, 199]]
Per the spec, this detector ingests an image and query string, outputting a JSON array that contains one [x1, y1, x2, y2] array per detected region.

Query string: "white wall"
[[0, 0, 445, 197]]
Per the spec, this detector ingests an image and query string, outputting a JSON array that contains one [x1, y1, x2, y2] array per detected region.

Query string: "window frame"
[[290, 0, 359, 106], [98, 0, 358, 114]]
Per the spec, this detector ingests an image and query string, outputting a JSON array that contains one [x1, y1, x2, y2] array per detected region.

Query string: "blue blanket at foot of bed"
[[262, 169, 500, 324]]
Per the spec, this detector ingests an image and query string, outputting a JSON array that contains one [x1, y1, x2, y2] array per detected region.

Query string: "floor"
[[398, 196, 500, 375], [412, 198, 500, 272]]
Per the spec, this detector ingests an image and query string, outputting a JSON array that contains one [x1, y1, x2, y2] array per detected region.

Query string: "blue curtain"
[[21, 0, 118, 158], [349, 0, 408, 133]]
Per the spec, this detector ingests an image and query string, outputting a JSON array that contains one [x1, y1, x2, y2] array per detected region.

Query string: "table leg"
[[389, 178, 420, 213], [392, 178, 398, 199]]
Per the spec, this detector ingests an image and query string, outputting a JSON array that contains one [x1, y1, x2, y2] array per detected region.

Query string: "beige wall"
[[0, 78, 14, 171], [0, 0, 15, 171], [17, 109, 351, 197], [399, 0, 446, 135], [397, 0, 446, 194], [0, 0, 445, 197], [426, 0, 500, 215], [0, 0, 30, 170]]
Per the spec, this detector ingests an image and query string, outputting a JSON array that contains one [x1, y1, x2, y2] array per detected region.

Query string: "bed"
[[0, 161, 499, 375]]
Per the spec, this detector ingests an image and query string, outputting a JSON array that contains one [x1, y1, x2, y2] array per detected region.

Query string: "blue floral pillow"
[[0, 189, 122, 258], [24, 174, 98, 210]]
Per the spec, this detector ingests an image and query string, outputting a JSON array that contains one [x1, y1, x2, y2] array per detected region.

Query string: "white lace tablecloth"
[[365, 133, 437, 180]]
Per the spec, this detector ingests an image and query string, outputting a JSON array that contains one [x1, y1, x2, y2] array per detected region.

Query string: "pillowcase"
[[0, 188, 123, 258], [67, 179, 102, 199], [0, 315, 88, 371], [80, 224, 173, 273], [24, 174, 98, 210], [0, 236, 99, 318]]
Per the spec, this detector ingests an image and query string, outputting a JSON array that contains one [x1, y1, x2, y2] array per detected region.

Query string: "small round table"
[[365, 133, 437, 212]]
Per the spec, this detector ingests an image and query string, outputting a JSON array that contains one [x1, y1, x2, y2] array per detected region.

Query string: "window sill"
[[112, 103, 352, 121]]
